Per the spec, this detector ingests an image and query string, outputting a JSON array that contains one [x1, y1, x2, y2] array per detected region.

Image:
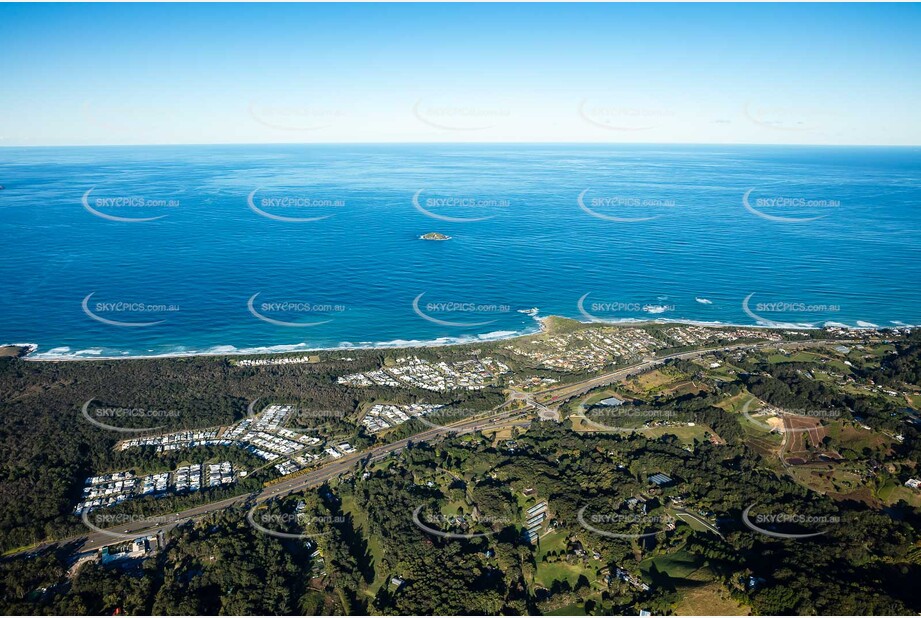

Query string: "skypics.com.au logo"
[[245, 398, 346, 434], [739, 398, 841, 434], [81, 512, 183, 540], [247, 293, 346, 328], [412, 293, 510, 328], [577, 190, 676, 223], [577, 292, 675, 321], [247, 507, 346, 540], [82, 293, 178, 327], [577, 505, 675, 539], [247, 188, 345, 222], [742, 292, 841, 328], [412, 189, 510, 223], [407, 406, 480, 432], [412, 505, 514, 540], [82, 187, 180, 222], [248, 102, 346, 132], [578, 407, 679, 433], [742, 188, 840, 223], [742, 504, 840, 540], [412, 99, 511, 132], [578, 99, 675, 132], [81, 398, 180, 434]]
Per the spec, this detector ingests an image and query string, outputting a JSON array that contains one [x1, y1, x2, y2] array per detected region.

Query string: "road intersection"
[[18, 336, 858, 556]]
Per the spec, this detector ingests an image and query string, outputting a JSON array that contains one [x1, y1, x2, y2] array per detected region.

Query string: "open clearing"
[[642, 550, 750, 616]]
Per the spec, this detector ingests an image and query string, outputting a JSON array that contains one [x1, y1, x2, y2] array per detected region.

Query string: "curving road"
[[35, 411, 533, 554], [13, 336, 860, 556]]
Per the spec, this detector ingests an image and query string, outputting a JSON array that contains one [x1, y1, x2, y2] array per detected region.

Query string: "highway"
[[43, 409, 533, 553], [531, 337, 858, 409], [14, 336, 860, 556]]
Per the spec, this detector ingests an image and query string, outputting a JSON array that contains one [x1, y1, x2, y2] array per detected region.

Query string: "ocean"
[[0, 143, 918, 359]]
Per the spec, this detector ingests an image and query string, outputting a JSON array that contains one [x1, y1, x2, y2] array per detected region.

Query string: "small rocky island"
[[419, 232, 451, 241]]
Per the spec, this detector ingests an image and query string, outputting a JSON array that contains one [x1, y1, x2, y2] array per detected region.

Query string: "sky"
[[1, 2, 920, 146]]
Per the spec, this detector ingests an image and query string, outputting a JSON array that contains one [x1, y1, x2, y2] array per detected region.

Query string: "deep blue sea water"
[[0, 144, 919, 359]]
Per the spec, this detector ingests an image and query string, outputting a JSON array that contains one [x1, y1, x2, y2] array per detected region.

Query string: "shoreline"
[[7, 315, 911, 363]]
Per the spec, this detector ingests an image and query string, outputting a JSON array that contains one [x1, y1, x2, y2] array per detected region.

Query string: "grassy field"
[[878, 479, 921, 508], [581, 388, 633, 407], [693, 355, 736, 376], [544, 602, 589, 615], [626, 368, 687, 394], [730, 395, 783, 452], [641, 550, 701, 579], [641, 424, 715, 446], [785, 463, 871, 501], [542, 316, 591, 334], [765, 351, 818, 364], [808, 369, 839, 383], [568, 415, 634, 434], [715, 392, 753, 414], [572, 415, 714, 447], [533, 529, 602, 591], [662, 380, 709, 398], [441, 498, 471, 518], [339, 494, 388, 595], [663, 508, 718, 535], [535, 528, 568, 562], [826, 421, 895, 456], [642, 550, 750, 616], [673, 576, 750, 616], [534, 559, 594, 590], [484, 426, 516, 442]]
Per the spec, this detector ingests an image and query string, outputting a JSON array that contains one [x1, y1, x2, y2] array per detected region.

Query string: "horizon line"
[[2, 140, 920, 149]]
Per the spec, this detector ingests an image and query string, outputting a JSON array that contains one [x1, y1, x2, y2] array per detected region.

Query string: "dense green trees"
[[2, 422, 920, 615], [0, 343, 506, 552], [2, 329, 921, 614], [1, 510, 328, 615]]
